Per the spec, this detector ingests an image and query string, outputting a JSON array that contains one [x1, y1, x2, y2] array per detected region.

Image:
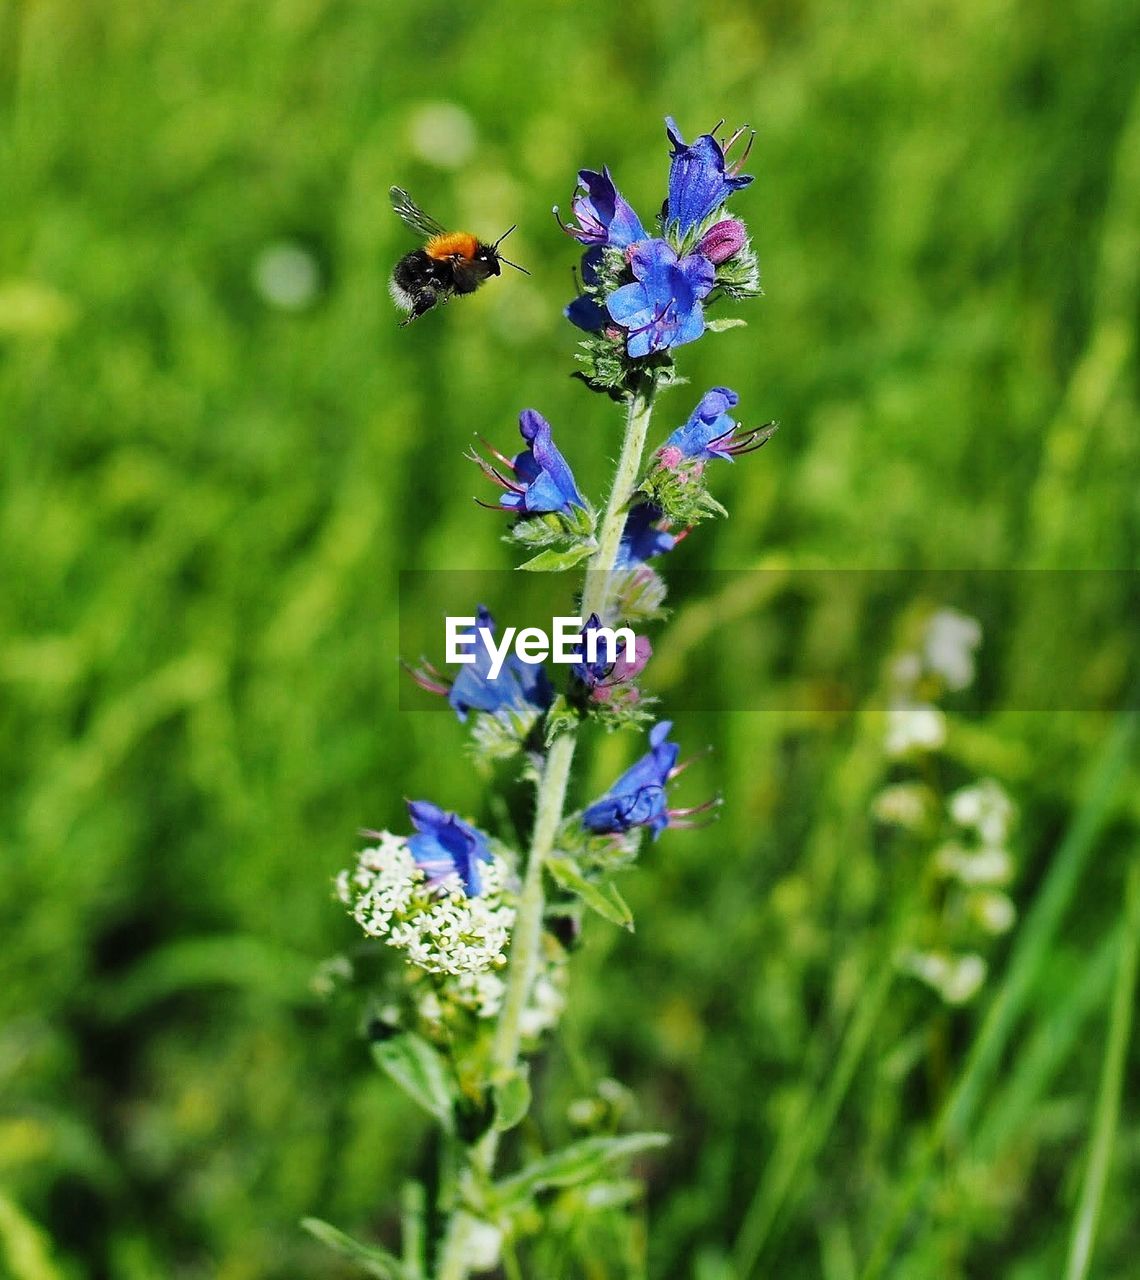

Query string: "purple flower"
[[582, 721, 680, 839], [606, 239, 715, 357], [570, 612, 652, 702], [615, 502, 677, 568], [658, 386, 776, 465], [472, 409, 584, 515], [405, 800, 492, 896], [555, 168, 647, 248], [665, 117, 755, 234], [412, 605, 552, 723]]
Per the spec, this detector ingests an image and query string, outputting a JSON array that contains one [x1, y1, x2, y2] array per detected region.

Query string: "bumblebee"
[[388, 185, 528, 324]]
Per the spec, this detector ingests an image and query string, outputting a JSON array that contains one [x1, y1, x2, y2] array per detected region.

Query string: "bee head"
[[474, 244, 502, 276], [489, 225, 529, 276]]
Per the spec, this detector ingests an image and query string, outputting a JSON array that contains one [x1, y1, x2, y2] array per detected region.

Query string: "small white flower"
[[336, 833, 515, 980], [885, 703, 947, 757], [459, 1215, 502, 1272], [899, 949, 987, 1004], [890, 653, 923, 689], [950, 778, 1014, 845], [923, 609, 983, 691], [872, 782, 936, 830], [934, 842, 1014, 886], [518, 971, 567, 1040], [970, 890, 1017, 935]]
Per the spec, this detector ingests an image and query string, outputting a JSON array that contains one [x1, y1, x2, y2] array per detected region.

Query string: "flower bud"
[[698, 218, 747, 264]]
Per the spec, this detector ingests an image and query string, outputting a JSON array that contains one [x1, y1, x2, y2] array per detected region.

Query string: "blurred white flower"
[[252, 241, 321, 311], [934, 842, 1014, 886], [900, 949, 987, 1004], [460, 1215, 502, 1271], [889, 652, 923, 688], [872, 782, 937, 830], [970, 890, 1017, 935], [452, 970, 506, 1020], [407, 101, 478, 170], [950, 778, 1015, 845], [310, 954, 353, 998], [885, 703, 947, 756], [923, 608, 982, 691], [518, 970, 567, 1040]]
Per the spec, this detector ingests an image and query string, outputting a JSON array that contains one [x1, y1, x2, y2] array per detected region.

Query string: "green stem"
[[435, 381, 658, 1280], [492, 729, 577, 1078], [1064, 856, 1140, 1280], [488, 382, 656, 1090], [583, 383, 657, 617]]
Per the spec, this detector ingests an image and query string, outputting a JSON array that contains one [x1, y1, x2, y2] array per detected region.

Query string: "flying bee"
[[388, 185, 528, 324]]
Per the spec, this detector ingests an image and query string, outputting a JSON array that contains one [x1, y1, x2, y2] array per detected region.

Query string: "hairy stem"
[[583, 382, 658, 617], [435, 381, 657, 1280]]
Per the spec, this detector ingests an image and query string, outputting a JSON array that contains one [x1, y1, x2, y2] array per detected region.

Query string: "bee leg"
[[401, 289, 440, 325]]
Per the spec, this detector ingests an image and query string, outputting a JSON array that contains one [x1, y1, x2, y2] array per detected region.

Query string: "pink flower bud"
[[657, 444, 684, 470], [698, 219, 746, 265]]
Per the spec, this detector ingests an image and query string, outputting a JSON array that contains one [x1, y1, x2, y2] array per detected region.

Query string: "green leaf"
[[0, 1191, 67, 1280], [492, 1066, 532, 1132], [492, 1133, 669, 1210], [517, 542, 596, 572], [301, 1218, 407, 1279], [371, 1033, 455, 1132], [547, 857, 635, 931], [705, 316, 747, 332]]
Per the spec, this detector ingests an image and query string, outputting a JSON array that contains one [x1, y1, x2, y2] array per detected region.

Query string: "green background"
[[2, 0, 1138, 1276]]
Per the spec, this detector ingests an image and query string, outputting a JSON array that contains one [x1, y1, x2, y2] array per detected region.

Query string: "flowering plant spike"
[[313, 116, 772, 1279]]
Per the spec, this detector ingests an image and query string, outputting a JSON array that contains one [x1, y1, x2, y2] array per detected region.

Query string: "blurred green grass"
[[1, 0, 1138, 1276]]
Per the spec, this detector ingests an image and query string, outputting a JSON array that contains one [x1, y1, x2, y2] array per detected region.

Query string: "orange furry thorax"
[[425, 231, 479, 261]]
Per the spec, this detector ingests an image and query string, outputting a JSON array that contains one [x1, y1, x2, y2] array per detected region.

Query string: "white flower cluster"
[[418, 971, 506, 1022], [895, 778, 1018, 1006], [937, 778, 1018, 937], [884, 608, 982, 759], [336, 831, 515, 979]]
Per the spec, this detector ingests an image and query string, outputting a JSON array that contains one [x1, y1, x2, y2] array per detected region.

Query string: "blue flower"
[[582, 721, 680, 839], [615, 502, 676, 567], [565, 246, 609, 333], [472, 409, 584, 515], [606, 239, 714, 357], [406, 800, 493, 896], [414, 605, 551, 722], [665, 117, 755, 234], [570, 612, 652, 701], [660, 387, 778, 465], [556, 168, 647, 248], [664, 387, 739, 460]]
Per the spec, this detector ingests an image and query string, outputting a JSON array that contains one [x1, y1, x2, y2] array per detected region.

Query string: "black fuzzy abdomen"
[[393, 249, 452, 293], [391, 249, 456, 322]]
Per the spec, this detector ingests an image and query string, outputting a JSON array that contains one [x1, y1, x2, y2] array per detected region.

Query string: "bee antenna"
[[497, 255, 530, 276], [492, 224, 518, 249]]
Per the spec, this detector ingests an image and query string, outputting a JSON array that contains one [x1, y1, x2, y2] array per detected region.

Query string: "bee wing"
[[389, 186, 447, 237]]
